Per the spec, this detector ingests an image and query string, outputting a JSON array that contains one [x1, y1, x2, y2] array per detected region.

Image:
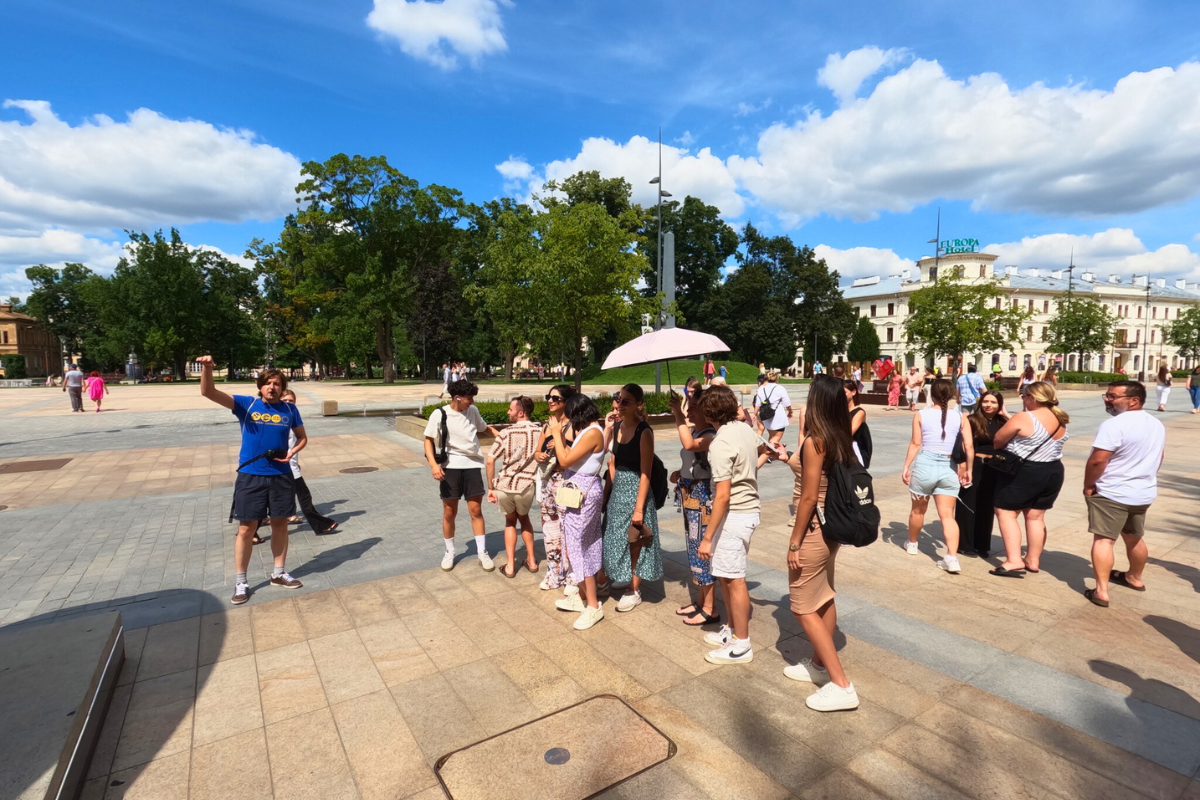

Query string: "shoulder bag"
[[986, 419, 1061, 475]]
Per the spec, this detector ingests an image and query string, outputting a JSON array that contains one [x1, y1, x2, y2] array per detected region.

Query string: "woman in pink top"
[[85, 371, 109, 412]]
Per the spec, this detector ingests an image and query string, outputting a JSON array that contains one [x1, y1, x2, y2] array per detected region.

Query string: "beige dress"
[[785, 448, 838, 616]]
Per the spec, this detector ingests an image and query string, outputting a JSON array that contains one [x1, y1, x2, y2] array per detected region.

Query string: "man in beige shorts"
[[487, 396, 542, 578]]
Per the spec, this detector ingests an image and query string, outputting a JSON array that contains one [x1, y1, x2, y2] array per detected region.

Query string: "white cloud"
[[985, 229, 1200, 284], [813, 244, 914, 280], [0, 100, 301, 234], [817, 47, 907, 105], [0, 230, 125, 298], [735, 98, 773, 117], [366, 0, 509, 69], [495, 156, 537, 197], [730, 58, 1200, 222]]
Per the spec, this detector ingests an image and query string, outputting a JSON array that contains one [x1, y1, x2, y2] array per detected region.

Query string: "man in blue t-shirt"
[[956, 364, 988, 414], [198, 355, 308, 605]]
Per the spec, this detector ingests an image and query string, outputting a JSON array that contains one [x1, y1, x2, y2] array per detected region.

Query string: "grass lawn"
[[579, 359, 761, 386]]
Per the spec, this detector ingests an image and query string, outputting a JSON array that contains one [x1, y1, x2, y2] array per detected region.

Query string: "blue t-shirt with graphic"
[[232, 395, 303, 476]]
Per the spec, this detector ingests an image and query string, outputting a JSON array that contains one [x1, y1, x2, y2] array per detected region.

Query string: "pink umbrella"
[[602, 327, 730, 388]]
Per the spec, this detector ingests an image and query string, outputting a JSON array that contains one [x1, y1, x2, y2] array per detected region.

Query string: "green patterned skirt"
[[602, 468, 662, 583]]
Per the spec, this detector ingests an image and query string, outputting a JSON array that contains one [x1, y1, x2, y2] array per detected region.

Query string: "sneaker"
[[539, 576, 553, 591], [269, 572, 302, 589], [705, 639, 754, 665], [783, 658, 830, 685], [573, 605, 604, 630], [905, 540, 919, 555], [555, 594, 585, 613], [704, 625, 732, 647], [231, 582, 249, 605], [805, 681, 859, 712], [938, 556, 962, 574], [441, 552, 455, 571], [478, 552, 495, 572], [616, 591, 642, 612], [563, 584, 579, 598]]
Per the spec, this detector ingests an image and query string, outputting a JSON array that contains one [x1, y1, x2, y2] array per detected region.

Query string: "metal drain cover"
[[544, 748, 570, 765], [339, 466, 378, 474]]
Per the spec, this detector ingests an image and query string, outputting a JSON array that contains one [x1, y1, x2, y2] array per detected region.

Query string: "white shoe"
[[573, 605, 604, 630], [805, 681, 859, 712], [555, 594, 585, 612], [563, 584, 579, 598], [938, 556, 962, 574], [905, 540, 919, 555], [616, 591, 642, 612], [705, 639, 754, 665], [784, 658, 830, 685], [478, 552, 495, 572], [441, 552, 455, 571], [539, 576, 552, 591], [704, 625, 732, 647]]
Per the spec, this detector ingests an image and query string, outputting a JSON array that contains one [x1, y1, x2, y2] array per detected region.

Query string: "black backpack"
[[433, 407, 450, 465], [821, 455, 880, 548], [613, 421, 669, 510], [757, 385, 779, 423]]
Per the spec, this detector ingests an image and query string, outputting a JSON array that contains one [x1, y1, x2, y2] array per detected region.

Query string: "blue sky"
[[4, 0, 1200, 297]]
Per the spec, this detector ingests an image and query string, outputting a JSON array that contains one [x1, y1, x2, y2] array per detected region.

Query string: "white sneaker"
[[573, 605, 604, 630], [616, 591, 642, 612], [441, 552, 455, 571], [784, 658, 830, 685], [805, 681, 859, 712], [539, 576, 552, 591], [705, 639, 754, 665], [704, 625, 732, 647], [938, 556, 962, 574], [555, 594, 585, 612], [563, 584, 579, 598], [905, 540, 919, 555], [478, 552, 495, 572]]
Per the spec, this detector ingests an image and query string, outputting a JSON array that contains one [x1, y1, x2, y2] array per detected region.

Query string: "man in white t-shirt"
[[753, 370, 792, 467], [1082, 380, 1165, 607], [424, 379, 499, 572]]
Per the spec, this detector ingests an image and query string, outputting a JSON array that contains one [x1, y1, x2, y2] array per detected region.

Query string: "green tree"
[[1046, 295, 1114, 373], [543, 171, 634, 221], [847, 316, 882, 363], [698, 261, 796, 367], [639, 196, 739, 325], [1163, 306, 1200, 363], [23, 263, 103, 359], [5, 296, 26, 312], [472, 201, 539, 379], [905, 271, 1028, 369]]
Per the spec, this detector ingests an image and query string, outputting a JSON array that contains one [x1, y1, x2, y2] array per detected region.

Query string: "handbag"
[[555, 479, 584, 509], [986, 422, 1061, 475]]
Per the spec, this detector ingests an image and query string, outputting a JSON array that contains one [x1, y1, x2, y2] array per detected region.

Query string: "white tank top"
[[567, 423, 606, 476], [1004, 412, 1068, 462], [919, 407, 961, 456]]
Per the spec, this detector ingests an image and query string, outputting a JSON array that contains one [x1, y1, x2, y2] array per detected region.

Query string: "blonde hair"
[[1025, 381, 1070, 427]]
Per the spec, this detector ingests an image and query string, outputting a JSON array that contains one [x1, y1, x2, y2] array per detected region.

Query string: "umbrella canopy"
[[602, 327, 730, 370]]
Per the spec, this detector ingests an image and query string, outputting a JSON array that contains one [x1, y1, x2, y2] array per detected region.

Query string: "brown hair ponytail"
[[930, 379, 954, 439]]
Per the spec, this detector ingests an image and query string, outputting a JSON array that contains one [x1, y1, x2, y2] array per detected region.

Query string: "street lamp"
[[649, 130, 672, 393]]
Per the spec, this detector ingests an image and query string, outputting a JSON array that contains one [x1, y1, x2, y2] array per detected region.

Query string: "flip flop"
[[1109, 570, 1146, 592], [681, 608, 721, 627], [989, 565, 1025, 578], [525, 561, 539, 573], [1024, 566, 1040, 573], [317, 522, 338, 535], [500, 565, 517, 579], [1084, 588, 1110, 607], [676, 603, 700, 617]]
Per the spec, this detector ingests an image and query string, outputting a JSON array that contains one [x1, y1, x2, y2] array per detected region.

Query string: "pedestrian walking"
[[668, 387, 719, 626], [1040, 364, 1058, 385], [487, 396, 542, 578], [84, 371, 109, 412], [1018, 365, 1037, 397], [782, 375, 860, 711], [953, 390, 1007, 558], [197, 355, 306, 605], [989, 381, 1069, 577], [535, 385, 577, 591], [62, 363, 84, 412], [424, 379, 496, 573], [754, 370, 792, 468], [905, 367, 923, 411], [844, 380, 872, 468], [887, 370, 903, 410], [547, 394, 607, 630], [719, 363, 728, 380], [603, 384, 663, 613], [698, 384, 761, 665], [852, 365, 864, 393], [1188, 365, 1200, 414], [1155, 365, 1172, 411], [955, 364, 987, 414], [278, 390, 338, 535], [440, 364, 449, 398], [1081, 381, 1165, 607], [703, 358, 716, 385], [901, 379, 970, 573]]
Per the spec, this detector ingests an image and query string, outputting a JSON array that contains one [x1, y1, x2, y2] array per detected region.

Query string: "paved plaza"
[[1, 382, 1199, 800]]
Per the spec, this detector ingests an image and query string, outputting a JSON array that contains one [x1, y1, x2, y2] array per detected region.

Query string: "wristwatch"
[[788, 542, 801, 552]]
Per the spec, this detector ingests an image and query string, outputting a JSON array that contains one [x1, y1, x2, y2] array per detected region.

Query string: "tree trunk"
[[376, 318, 396, 384], [504, 346, 515, 382], [573, 334, 583, 391], [175, 353, 188, 381], [366, 361, 374, 380]]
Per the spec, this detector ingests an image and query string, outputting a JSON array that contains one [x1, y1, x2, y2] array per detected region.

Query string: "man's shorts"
[[496, 484, 535, 515], [1086, 494, 1150, 539], [709, 511, 760, 579], [440, 468, 485, 500], [231, 472, 295, 522]]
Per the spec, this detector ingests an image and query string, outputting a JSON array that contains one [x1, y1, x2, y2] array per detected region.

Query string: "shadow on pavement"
[[1089, 658, 1200, 722], [290, 536, 383, 578], [1143, 615, 1200, 667]]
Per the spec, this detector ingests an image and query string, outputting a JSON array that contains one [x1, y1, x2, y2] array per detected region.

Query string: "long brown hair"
[[1157, 365, 1170, 383], [805, 375, 856, 467], [929, 378, 955, 440], [966, 390, 1004, 440]]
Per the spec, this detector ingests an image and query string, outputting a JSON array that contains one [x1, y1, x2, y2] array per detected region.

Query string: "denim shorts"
[[909, 450, 960, 497]]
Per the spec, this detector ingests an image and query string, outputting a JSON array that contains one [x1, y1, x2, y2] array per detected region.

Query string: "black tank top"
[[613, 421, 649, 472]]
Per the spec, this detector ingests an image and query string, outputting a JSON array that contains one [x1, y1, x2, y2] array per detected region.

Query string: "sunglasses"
[[617, 397, 632, 406], [1103, 393, 1128, 400], [546, 394, 562, 402]]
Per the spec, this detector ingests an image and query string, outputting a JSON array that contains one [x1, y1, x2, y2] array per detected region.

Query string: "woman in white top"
[[754, 370, 792, 468], [900, 379, 973, 574], [989, 382, 1069, 577], [547, 393, 607, 630], [1155, 365, 1172, 411]]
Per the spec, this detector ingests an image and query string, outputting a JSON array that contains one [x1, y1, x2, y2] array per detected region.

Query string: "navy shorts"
[[439, 468, 485, 500], [231, 472, 296, 522]]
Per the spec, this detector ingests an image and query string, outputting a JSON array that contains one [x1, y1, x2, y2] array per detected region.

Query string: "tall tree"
[[471, 201, 539, 379], [905, 271, 1028, 369], [23, 263, 103, 360], [847, 316, 882, 363], [639, 196, 739, 325], [1163, 306, 1200, 363], [698, 261, 796, 367], [1046, 295, 1114, 372], [543, 171, 634, 221]]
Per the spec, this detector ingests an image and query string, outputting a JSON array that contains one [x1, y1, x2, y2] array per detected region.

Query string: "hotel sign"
[[941, 238, 979, 254]]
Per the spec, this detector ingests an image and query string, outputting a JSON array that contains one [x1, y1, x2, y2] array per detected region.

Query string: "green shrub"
[[985, 380, 1001, 391], [421, 392, 676, 424], [579, 359, 761, 385], [1057, 371, 1125, 383], [0, 354, 27, 379]]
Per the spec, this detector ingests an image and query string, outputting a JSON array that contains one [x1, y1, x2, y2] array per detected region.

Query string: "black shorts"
[[231, 472, 296, 522], [993, 460, 1064, 511], [440, 467, 485, 500]]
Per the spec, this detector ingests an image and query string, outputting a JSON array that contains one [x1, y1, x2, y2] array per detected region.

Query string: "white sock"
[[731, 636, 751, 650], [475, 535, 488, 557], [444, 538, 455, 555]]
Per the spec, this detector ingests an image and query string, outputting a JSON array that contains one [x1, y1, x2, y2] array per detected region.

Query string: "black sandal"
[[251, 534, 265, 545], [989, 565, 1025, 578], [676, 603, 699, 617], [682, 608, 721, 627]]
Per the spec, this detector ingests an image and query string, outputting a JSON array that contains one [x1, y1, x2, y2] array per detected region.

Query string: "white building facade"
[[836, 250, 1200, 377]]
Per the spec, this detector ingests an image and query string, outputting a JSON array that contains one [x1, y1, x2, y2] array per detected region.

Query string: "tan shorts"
[[496, 485, 535, 516], [1086, 494, 1149, 539]]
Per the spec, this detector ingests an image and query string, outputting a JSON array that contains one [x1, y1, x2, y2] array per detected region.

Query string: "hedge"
[[0, 354, 27, 379], [421, 391, 676, 424], [1056, 371, 1126, 383]]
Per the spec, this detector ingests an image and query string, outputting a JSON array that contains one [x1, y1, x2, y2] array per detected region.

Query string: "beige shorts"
[[1086, 494, 1149, 539], [496, 485, 535, 516], [709, 511, 759, 579]]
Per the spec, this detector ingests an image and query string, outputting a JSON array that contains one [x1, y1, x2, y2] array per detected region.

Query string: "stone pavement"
[[1, 384, 1199, 799]]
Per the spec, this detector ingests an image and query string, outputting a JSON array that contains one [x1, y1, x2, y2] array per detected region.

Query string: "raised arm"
[[196, 355, 235, 410]]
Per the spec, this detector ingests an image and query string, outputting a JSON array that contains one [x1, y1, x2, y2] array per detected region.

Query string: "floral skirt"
[[602, 469, 663, 584], [539, 470, 574, 588], [678, 478, 714, 586], [561, 472, 604, 581]]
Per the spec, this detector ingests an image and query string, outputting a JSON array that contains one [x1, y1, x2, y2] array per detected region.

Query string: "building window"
[[1026, 326, 1033, 342], [886, 327, 894, 342], [1152, 307, 1157, 319], [979, 265, 986, 277], [887, 302, 894, 316], [1012, 299, 1020, 309], [1028, 299, 1035, 311], [0, 331, 6, 344], [870, 305, 876, 317], [1043, 300, 1050, 313], [1151, 329, 1156, 343], [1041, 326, 1048, 341], [929, 266, 938, 281], [995, 298, 1001, 310], [1137, 306, 1142, 318]]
